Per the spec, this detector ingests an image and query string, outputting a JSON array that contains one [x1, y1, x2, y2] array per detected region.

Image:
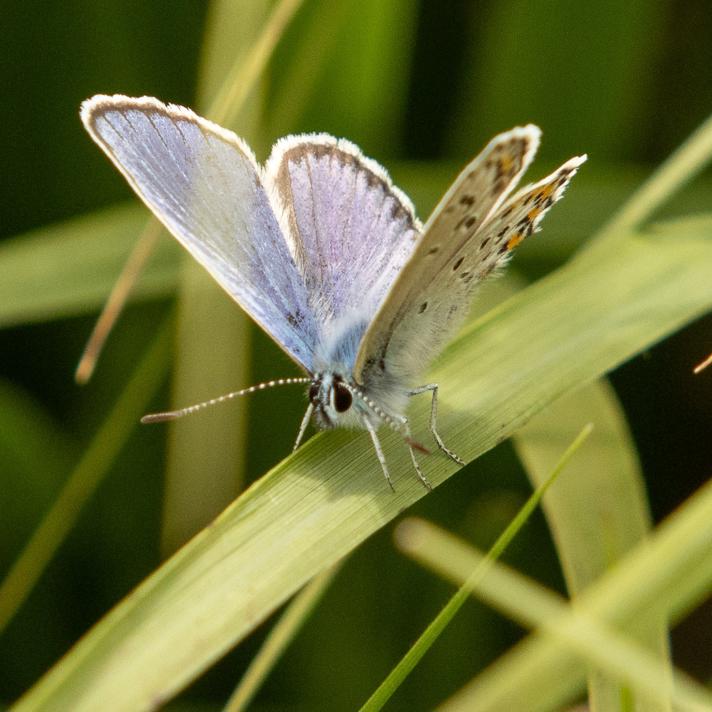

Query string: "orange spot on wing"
[[527, 208, 539, 221], [506, 233, 524, 250]]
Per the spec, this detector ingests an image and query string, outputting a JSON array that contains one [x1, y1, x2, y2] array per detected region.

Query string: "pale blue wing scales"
[[81, 94, 317, 372], [265, 136, 422, 366]]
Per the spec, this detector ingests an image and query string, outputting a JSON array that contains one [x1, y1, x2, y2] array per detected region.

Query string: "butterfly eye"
[[333, 383, 353, 413]]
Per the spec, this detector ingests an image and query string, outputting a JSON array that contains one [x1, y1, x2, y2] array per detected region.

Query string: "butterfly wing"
[[265, 136, 422, 363], [81, 94, 318, 372], [355, 126, 585, 384]]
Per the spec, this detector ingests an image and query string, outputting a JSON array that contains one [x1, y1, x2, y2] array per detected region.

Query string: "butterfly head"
[[309, 373, 359, 429]]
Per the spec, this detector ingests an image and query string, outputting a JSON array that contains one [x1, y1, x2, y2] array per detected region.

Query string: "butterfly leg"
[[402, 418, 432, 490], [293, 403, 314, 452], [361, 416, 395, 491], [408, 384, 465, 466]]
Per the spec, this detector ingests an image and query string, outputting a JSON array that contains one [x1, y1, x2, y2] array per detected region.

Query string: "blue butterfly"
[[82, 95, 585, 489]]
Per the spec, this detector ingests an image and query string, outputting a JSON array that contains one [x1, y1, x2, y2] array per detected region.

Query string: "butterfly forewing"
[[354, 126, 545, 383], [81, 95, 318, 372], [265, 137, 422, 348]]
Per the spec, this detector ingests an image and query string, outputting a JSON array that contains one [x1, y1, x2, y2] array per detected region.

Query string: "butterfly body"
[[81, 95, 585, 489]]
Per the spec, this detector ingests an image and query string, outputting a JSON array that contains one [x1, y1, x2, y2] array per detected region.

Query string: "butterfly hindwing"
[[81, 95, 318, 372], [265, 136, 422, 365], [355, 127, 585, 385], [354, 126, 540, 383]]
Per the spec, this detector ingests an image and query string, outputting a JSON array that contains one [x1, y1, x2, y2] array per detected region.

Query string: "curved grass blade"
[[693, 351, 712, 373], [360, 424, 593, 712], [399, 517, 711, 712], [514, 382, 671, 712]]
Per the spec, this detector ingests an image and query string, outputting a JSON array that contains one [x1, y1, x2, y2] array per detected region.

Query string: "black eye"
[[333, 383, 352, 413], [308, 383, 320, 402]]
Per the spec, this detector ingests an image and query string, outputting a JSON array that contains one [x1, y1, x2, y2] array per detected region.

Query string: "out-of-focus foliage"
[[1, 1, 710, 710]]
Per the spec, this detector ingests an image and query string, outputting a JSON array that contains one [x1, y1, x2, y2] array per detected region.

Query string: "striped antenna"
[[141, 377, 312, 424]]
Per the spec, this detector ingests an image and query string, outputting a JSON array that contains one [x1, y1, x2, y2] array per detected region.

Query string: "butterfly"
[[81, 94, 586, 490]]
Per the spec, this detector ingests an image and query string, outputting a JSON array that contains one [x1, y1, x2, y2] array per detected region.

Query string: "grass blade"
[[206, 0, 304, 128], [399, 516, 711, 712], [586, 111, 712, 247], [75, 220, 164, 383], [224, 562, 342, 712], [514, 382, 671, 711], [361, 424, 593, 711], [0, 204, 178, 329]]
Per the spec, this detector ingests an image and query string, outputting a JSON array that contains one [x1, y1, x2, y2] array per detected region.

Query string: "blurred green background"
[[1, 1, 710, 709]]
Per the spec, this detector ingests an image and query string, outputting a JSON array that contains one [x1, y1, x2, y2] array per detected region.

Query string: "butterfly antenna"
[[141, 377, 312, 423]]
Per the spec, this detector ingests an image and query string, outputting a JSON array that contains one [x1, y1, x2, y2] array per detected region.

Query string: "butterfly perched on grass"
[[82, 95, 585, 489]]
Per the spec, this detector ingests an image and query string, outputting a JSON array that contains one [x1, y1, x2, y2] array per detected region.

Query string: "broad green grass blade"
[[14, 213, 712, 710], [224, 562, 342, 712], [514, 382, 670, 712], [361, 425, 592, 712], [0, 318, 172, 635], [0, 204, 178, 328], [399, 516, 712, 712]]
